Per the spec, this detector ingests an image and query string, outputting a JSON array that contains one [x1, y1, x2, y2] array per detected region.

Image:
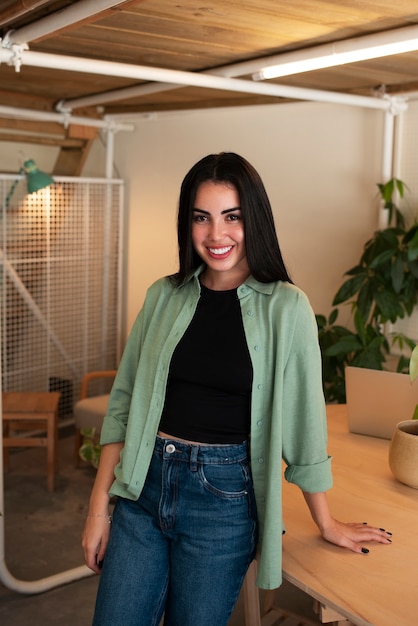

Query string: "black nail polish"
[[361, 547, 369, 554], [386, 531, 393, 536], [379, 528, 385, 532], [362, 522, 368, 525]]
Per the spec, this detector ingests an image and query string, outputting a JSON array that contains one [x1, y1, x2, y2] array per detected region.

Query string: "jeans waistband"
[[155, 435, 249, 464]]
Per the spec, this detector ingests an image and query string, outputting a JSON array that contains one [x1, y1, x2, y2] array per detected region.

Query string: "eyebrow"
[[192, 207, 241, 215]]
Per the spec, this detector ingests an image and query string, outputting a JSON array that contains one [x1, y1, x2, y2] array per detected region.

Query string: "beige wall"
[[2, 100, 386, 340], [0, 141, 59, 174], [105, 101, 384, 335]]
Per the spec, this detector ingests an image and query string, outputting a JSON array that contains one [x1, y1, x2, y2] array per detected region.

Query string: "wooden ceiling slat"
[[0, 117, 64, 135]]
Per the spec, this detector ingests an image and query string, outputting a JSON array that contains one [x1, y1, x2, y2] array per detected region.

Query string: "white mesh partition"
[[0, 175, 123, 419]]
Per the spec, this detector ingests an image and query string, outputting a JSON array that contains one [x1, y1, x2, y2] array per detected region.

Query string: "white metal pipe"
[[382, 111, 395, 182], [0, 104, 134, 131], [393, 109, 404, 181], [57, 82, 179, 111], [0, 47, 392, 111], [100, 129, 115, 369], [61, 51, 319, 111], [6, 0, 128, 45], [105, 128, 115, 180], [379, 111, 395, 229]]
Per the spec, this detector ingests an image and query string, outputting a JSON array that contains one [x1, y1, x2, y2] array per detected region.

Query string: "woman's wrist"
[[302, 491, 333, 533], [86, 512, 112, 523]]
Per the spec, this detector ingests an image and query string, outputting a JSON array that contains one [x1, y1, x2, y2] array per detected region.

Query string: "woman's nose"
[[208, 219, 224, 240]]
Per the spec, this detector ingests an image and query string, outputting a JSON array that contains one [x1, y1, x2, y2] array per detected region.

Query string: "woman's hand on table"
[[320, 519, 392, 554], [302, 491, 392, 554]]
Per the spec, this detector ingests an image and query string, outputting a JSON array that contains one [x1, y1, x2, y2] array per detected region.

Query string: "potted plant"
[[388, 345, 418, 488], [317, 178, 418, 403], [78, 427, 101, 469]]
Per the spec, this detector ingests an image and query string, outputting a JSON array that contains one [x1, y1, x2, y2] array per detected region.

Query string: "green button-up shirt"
[[100, 267, 332, 589]]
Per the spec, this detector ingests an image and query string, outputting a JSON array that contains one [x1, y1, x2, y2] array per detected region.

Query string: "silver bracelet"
[[87, 513, 112, 524]]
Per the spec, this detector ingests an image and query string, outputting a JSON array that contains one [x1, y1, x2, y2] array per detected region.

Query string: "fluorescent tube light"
[[253, 25, 418, 80]]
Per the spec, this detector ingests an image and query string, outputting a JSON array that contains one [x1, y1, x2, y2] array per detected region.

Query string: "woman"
[[82, 153, 391, 626]]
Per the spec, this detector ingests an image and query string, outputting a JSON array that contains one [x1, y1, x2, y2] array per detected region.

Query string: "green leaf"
[[407, 228, 418, 262], [408, 260, 418, 279], [356, 283, 374, 322], [328, 308, 338, 325], [412, 404, 418, 420], [325, 335, 363, 356], [380, 228, 403, 245], [369, 249, 395, 268], [353, 308, 367, 341], [80, 427, 97, 438], [316, 314, 326, 329], [345, 265, 365, 276], [378, 180, 394, 205], [395, 178, 406, 198], [396, 354, 410, 373], [374, 290, 404, 322], [391, 256, 404, 293], [333, 274, 366, 305], [403, 224, 418, 244], [410, 345, 418, 383]]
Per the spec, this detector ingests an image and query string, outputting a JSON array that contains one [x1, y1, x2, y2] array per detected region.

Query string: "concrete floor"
[[0, 431, 322, 626]]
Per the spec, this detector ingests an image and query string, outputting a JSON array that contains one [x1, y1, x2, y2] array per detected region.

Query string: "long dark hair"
[[173, 152, 292, 286]]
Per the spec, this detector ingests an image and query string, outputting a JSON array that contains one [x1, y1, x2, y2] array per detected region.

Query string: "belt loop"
[[190, 445, 198, 471]]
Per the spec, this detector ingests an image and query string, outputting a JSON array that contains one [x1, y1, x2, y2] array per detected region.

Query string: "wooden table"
[[2, 391, 60, 492], [243, 404, 418, 626], [283, 403, 417, 625]]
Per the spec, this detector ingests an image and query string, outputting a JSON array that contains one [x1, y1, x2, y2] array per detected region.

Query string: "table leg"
[[46, 411, 58, 492], [243, 560, 262, 626]]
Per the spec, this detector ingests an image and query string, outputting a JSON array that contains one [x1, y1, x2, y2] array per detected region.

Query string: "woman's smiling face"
[[192, 181, 250, 289]]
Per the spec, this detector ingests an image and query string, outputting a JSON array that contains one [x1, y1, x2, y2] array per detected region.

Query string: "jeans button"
[[166, 443, 176, 454]]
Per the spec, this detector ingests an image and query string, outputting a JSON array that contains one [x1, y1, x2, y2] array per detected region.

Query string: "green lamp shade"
[[23, 159, 54, 194]]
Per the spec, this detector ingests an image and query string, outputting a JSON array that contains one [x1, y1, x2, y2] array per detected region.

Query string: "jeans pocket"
[[198, 460, 250, 498]]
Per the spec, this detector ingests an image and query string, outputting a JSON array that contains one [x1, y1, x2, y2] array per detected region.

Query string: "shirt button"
[[258, 457, 264, 464], [257, 384, 263, 390], [254, 345, 261, 352], [257, 420, 263, 427], [247, 310, 255, 317], [166, 444, 176, 453]]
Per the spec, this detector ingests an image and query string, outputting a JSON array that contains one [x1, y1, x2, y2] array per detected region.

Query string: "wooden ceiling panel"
[[2, 0, 418, 167]]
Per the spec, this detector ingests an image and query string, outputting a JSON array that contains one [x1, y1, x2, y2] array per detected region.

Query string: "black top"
[[159, 284, 253, 443]]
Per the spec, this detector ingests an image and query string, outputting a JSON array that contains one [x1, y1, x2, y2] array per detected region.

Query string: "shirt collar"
[[184, 265, 275, 295]]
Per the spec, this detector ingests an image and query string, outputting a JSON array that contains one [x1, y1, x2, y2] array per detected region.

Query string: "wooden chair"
[[2, 391, 61, 491], [73, 370, 116, 467]]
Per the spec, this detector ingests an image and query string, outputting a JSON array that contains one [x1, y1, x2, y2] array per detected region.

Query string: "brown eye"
[[192, 215, 207, 223]]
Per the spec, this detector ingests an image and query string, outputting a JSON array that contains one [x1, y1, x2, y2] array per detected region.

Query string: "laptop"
[[345, 366, 418, 439]]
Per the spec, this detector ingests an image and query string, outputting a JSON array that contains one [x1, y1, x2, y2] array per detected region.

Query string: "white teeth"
[[209, 246, 232, 255]]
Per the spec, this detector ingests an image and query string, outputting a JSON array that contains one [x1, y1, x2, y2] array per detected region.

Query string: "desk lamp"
[[4, 159, 54, 208]]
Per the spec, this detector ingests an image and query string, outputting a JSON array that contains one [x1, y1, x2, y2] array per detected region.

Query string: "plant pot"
[[388, 420, 418, 489]]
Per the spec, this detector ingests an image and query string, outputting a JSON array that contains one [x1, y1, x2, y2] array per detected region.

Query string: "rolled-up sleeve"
[[284, 456, 332, 492]]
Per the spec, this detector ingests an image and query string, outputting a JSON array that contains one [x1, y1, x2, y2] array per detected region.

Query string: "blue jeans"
[[92, 436, 258, 626]]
